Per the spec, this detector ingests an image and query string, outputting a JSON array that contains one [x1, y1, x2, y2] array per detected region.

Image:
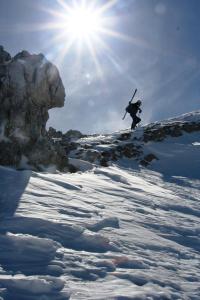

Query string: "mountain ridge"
[[57, 110, 200, 178]]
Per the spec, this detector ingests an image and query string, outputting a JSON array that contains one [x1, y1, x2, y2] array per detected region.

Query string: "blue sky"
[[0, 0, 199, 133]]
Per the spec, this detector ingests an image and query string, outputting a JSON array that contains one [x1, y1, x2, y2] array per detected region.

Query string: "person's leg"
[[131, 115, 136, 130], [131, 120, 136, 130], [136, 116, 141, 125]]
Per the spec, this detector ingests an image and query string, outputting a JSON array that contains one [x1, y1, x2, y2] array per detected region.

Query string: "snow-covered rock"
[[0, 47, 68, 171]]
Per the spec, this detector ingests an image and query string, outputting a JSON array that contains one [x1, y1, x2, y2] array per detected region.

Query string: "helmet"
[[137, 100, 142, 105]]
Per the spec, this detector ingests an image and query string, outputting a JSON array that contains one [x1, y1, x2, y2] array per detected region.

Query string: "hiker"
[[126, 100, 142, 130]]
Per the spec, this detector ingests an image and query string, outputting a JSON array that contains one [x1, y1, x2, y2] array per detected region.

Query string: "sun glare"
[[38, 0, 132, 75], [64, 6, 103, 39]]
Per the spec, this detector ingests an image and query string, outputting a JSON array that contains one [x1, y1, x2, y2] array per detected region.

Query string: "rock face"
[[0, 47, 68, 171]]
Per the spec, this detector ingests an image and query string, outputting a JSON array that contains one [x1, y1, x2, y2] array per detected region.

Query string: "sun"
[[50, 0, 110, 46], [63, 5, 103, 40], [38, 0, 133, 75]]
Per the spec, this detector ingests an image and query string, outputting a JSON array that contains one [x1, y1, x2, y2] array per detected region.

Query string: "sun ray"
[[53, 38, 76, 67], [56, 0, 74, 13], [94, 36, 124, 75], [96, 0, 118, 14], [85, 37, 103, 79], [39, 7, 67, 20], [98, 28, 134, 43]]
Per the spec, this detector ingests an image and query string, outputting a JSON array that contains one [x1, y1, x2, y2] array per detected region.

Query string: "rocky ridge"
[[49, 111, 200, 170]]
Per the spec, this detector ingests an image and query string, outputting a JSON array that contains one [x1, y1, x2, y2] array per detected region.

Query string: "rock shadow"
[[0, 166, 31, 218]]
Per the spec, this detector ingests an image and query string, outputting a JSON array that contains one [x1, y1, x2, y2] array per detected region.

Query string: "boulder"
[[140, 153, 158, 166], [0, 47, 68, 171], [64, 129, 85, 140]]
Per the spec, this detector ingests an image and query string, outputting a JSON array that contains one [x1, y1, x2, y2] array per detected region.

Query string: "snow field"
[[0, 161, 200, 299]]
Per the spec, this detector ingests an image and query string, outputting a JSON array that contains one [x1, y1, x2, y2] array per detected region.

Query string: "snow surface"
[[0, 112, 200, 299]]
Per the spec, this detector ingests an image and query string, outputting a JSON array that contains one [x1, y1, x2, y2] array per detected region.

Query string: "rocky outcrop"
[[64, 129, 86, 140], [47, 127, 86, 141], [66, 132, 143, 168], [143, 120, 200, 142], [47, 127, 63, 139], [140, 153, 158, 167], [0, 47, 68, 171], [64, 112, 200, 171], [0, 46, 11, 63]]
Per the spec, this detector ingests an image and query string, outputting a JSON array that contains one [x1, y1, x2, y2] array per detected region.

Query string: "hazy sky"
[[0, 0, 199, 133]]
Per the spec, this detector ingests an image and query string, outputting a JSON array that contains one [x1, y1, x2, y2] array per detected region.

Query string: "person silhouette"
[[126, 100, 142, 130]]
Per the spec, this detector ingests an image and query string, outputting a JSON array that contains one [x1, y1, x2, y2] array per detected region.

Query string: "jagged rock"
[[64, 129, 85, 140], [25, 138, 68, 171], [83, 149, 101, 163], [140, 153, 158, 166], [0, 45, 11, 63], [47, 127, 63, 139], [101, 151, 112, 160], [0, 47, 68, 171], [182, 122, 200, 133], [143, 120, 200, 143], [47, 127, 85, 142], [100, 158, 109, 167], [118, 132, 132, 141], [64, 141, 80, 154], [120, 143, 142, 158]]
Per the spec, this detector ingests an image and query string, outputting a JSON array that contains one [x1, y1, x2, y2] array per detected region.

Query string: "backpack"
[[126, 103, 132, 113]]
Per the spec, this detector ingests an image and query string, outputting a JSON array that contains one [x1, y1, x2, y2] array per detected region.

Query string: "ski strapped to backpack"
[[122, 88, 137, 120]]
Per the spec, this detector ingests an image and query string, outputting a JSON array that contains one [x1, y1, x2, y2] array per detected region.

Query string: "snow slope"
[[0, 112, 200, 299]]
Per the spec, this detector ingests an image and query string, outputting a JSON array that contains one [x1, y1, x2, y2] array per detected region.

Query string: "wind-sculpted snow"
[[0, 155, 200, 299]]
